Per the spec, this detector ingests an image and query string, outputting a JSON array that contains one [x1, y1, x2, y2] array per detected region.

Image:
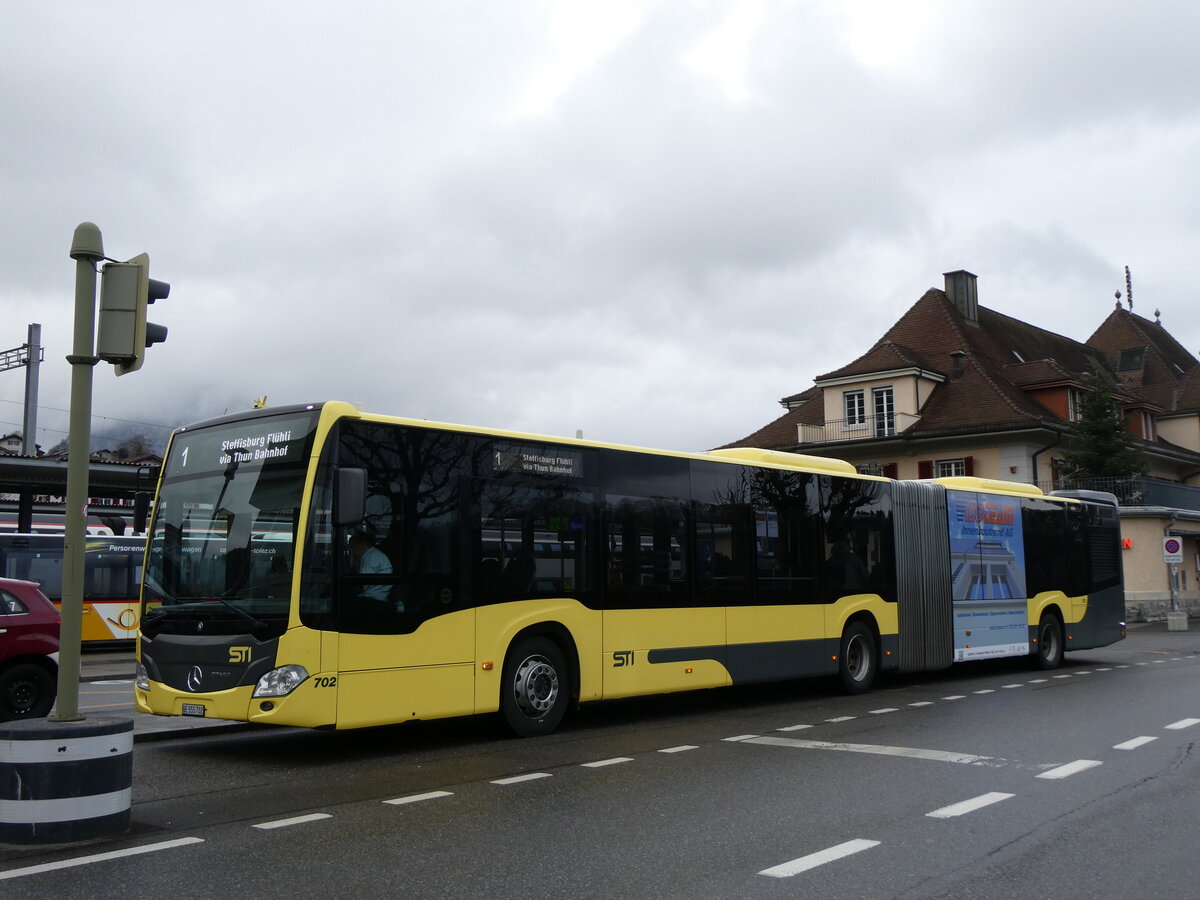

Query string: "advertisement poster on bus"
[[946, 490, 1029, 661]]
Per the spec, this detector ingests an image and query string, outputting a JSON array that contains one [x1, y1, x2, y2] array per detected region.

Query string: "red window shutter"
[[964, 456, 974, 476], [918, 460, 933, 479], [882, 463, 898, 479]]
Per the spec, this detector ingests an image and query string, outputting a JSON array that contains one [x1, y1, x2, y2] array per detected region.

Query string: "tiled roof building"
[[726, 270, 1200, 621]]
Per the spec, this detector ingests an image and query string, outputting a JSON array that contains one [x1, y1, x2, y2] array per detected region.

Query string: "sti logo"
[[612, 650, 635, 667], [228, 646, 251, 664]]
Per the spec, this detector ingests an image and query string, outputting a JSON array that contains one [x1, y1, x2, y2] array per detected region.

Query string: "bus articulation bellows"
[[134, 402, 1125, 735]]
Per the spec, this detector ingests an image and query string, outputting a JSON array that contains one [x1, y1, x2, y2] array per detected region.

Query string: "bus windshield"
[[141, 409, 320, 638]]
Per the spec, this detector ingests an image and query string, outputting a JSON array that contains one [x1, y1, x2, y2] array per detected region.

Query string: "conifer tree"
[[1062, 370, 1148, 480]]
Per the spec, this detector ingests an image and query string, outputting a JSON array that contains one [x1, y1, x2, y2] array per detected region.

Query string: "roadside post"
[[1162, 536, 1188, 632], [0, 223, 171, 844]]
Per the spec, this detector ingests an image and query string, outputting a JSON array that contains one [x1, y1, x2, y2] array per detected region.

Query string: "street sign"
[[1163, 537, 1183, 564]]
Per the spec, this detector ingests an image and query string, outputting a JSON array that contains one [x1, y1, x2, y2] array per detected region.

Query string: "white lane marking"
[[909, 701, 933, 707], [926, 792, 1014, 819], [659, 745, 699, 753], [748, 735, 995, 766], [1053, 675, 1073, 679], [869, 707, 899, 714], [1165, 718, 1200, 730], [1116, 665, 1131, 668], [491, 773, 552, 785], [1114, 736, 1157, 750], [974, 689, 995, 694], [1075, 670, 1093, 675], [1028, 679, 1048, 684], [1001, 684, 1023, 689], [826, 716, 857, 722], [1037, 760, 1102, 780], [759, 839, 880, 878], [941, 695, 966, 701], [384, 790, 453, 806], [778, 724, 813, 731], [1095, 667, 1112, 672], [0, 837, 203, 881], [89, 679, 134, 685], [723, 734, 758, 742], [581, 757, 633, 767], [1135, 662, 1148, 666], [253, 813, 331, 830]]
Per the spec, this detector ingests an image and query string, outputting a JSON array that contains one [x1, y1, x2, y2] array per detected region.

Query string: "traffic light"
[[96, 252, 170, 376]]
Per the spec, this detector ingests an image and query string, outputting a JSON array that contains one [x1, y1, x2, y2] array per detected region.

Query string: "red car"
[[0, 577, 61, 720]]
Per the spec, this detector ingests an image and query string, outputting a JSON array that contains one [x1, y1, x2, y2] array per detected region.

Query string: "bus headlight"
[[135, 662, 149, 692], [253, 665, 310, 698]]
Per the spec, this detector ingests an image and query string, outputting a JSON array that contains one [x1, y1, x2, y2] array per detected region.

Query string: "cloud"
[[3, 1, 1200, 456]]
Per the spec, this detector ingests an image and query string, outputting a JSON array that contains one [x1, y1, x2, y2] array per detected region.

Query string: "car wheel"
[[0, 663, 55, 721]]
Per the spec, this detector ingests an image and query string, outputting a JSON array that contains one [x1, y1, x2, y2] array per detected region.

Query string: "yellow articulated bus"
[[135, 402, 1125, 735], [0, 534, 147, 643]]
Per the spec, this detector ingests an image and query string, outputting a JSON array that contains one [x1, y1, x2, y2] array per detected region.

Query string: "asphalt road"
[[4, 625, 1199, 898]]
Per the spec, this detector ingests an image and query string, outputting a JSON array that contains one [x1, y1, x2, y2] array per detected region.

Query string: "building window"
[[844, 390, 866, 427], [936, 458, 966, 477], [872, 387, 895, 436], [1117, 347, 1146, 372]]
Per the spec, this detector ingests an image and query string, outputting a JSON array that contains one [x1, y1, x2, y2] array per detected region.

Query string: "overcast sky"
[[3, 1, 1198, 456]]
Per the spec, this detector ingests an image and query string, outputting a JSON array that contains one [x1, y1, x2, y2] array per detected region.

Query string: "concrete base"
[[1167, 611, 1189, 632], [0, 716, 133, 844]]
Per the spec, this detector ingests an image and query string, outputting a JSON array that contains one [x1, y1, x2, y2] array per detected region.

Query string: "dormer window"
[[1117, 348, 1146, 372]]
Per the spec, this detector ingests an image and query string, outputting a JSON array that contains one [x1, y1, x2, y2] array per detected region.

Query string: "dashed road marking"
[[582, 757, 634, 767], [1114, 736, 1157, 750], [758, 839, 880, 878], [926, 792, 1014, 819], [659, 745, 699, 753], [1037, 759, 1102, 780], [384, 790, 453, 805], [253, 813, 331, 830], [1165, 718, 1200, 730], [747, 735, 996, 766], [0, 837, 203, 881], [491, 772, 552, 785]]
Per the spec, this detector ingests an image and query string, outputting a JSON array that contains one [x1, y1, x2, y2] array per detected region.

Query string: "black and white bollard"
[[0, 716, 133, 844]]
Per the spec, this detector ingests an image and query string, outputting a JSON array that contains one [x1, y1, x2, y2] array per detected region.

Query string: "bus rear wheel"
[[1034, 612, 1064, 670], [838, 621, 877, 695], [500, 636, 569, 737]]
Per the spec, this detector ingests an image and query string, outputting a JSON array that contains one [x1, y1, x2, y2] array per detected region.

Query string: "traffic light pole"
[[51, 222, 105, 721]]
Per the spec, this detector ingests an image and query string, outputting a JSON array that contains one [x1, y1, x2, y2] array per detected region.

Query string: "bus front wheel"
[[500, 636, 569, 737], [838, 621, 877, 695], [1034, 612, 1064, 670]]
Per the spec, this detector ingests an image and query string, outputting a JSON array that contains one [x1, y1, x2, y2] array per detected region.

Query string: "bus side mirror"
[[334, 467, 366, 526], [133, 491, 151, 534]]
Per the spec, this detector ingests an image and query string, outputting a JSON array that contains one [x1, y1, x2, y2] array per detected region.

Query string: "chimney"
[[949, 349, 966, 379], [943, 270, 979, 322]]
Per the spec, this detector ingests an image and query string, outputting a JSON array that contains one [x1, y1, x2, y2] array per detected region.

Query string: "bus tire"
[[0, 662, 56, 721], [500, 636, 569, 737], [838, 621, 877, 695], [1034, 612, 1064, 670]]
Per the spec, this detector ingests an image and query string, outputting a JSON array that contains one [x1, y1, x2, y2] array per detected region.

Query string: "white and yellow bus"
[[135, 402, 1125, 735], [0, 533, 146, 643]]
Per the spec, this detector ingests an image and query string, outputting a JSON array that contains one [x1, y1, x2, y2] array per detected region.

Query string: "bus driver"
[[347, 531, 398, 611]]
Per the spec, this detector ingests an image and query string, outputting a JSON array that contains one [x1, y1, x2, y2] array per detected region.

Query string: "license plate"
[[181, 703, 207, 717]]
